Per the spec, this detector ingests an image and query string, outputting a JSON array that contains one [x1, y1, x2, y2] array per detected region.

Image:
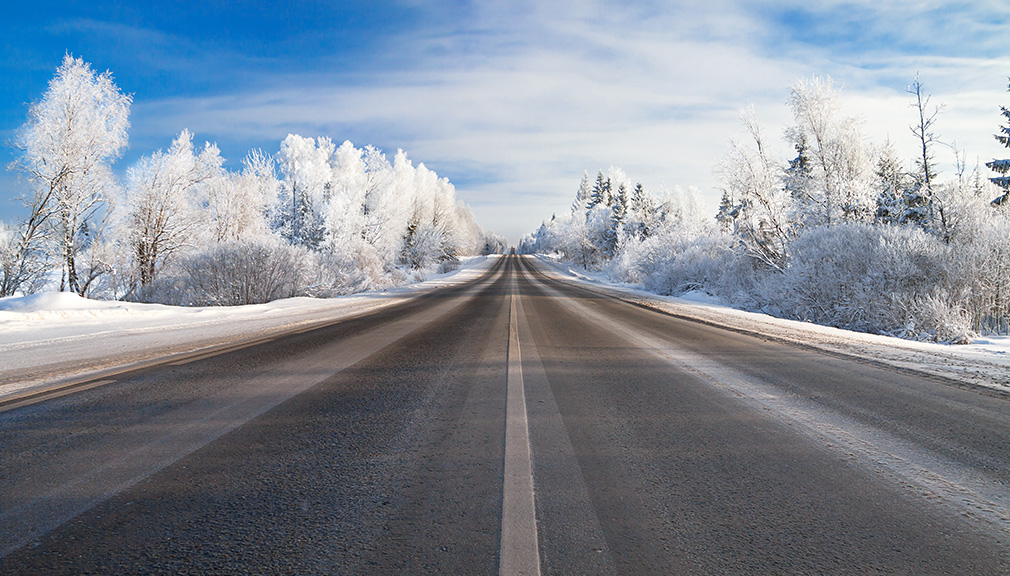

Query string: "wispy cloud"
[[5, 0, 1010, 241]]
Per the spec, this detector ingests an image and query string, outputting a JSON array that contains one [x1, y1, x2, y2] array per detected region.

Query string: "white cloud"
[[124, 0, 1010, 242]]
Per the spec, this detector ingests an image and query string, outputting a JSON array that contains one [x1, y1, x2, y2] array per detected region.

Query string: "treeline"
[[0, 56, 505, 305], [522, 76, 1010, 342]]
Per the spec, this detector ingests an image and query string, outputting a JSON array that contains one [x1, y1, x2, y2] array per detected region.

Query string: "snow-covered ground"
[[5, 253, 1008, 403], [0, 256, 500, 400], [534, 255, 1010, 394]]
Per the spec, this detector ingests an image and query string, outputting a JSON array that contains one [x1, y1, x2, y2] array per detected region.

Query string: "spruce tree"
[[874, 140, 908, 225], [715, 191, 738, 234], [628, 183, 654, 239], [783, 134, 814, 206], [604, 183, 628, 258], [572, 171, 592, 214], [986, 78, 1010, 205], [587, 171, 608, 211]]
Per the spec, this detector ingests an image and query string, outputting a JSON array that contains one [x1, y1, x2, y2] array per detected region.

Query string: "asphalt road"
[[1, 255, 1008, 574]]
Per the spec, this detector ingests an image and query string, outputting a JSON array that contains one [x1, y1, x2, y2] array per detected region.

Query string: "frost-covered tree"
[[786, 76, 875, 226], [205, 150, 276, 243], [782, 132, 815, 215], [715, 190, 738, 234], [906, 75, 943, 231], [572, 172, 592, 215], [0, 197, 52, 297], [0, 222, 21, 296], [389, 151, 470, 269], [627, 182, 657, 240], [323, 139, 374, 267], [358, 145, 398, 262], [986, 78, 1010, 205], [874, 140, 910, 225], [604, 183, 628, 257], [587, 171, 610, 211], [276, 135, 334, 249], [0, 219, 49, 296], [13, 55, 131, 294], [121, 130, 224, 290], [717, 107, 793, 270]]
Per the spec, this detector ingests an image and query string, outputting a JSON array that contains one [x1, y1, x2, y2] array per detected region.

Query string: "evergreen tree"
[[783, 133, 814, 206], [986, 78, 1010, 206], [628, 182, 655, 239], [604, 183, 628, 257], [715, 191, 738, 234], [586, 171, 611, 212], [874, 140, 909, 225], [572, 171, 592, 214]]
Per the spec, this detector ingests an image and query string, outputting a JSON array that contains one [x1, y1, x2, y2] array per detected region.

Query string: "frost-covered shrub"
[[437, 257, 461, 274], [400, 222, 445, 270], [773, 223, 958, 338], [612, 228, 766, 307], [910, 290, 972, 344], [174, 239, 313, 306], [644, 235, 736, 295], [941, 202, 1010, 334], [308, 249, 372, 298]]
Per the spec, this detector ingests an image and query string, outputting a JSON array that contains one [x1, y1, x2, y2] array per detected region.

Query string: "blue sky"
[[3, 1, 1010, 242]]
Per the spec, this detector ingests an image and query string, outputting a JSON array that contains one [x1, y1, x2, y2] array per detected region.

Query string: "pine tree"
[[572, 171, 592, 214], [604, 183, 628, 257], [715, 191, 738, 234], [986, 78, 1010, 205], [586, 171, 610, 212], [628, 182, 655, 239], [874, 140, 909, 225]]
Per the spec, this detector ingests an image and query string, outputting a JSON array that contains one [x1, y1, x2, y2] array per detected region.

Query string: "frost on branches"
[[8, 55, 131, 296], [522, 75, 1010, 343], [2, 56, 499, 306]]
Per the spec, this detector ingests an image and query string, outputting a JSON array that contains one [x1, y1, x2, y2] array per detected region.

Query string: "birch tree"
[[13, 55, 131, 294], [786, 76, 874, 227], [122, 130, 223, 290]]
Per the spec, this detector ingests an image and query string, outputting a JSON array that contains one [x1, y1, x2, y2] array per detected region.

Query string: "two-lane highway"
[[2, 255, 1008, 574]]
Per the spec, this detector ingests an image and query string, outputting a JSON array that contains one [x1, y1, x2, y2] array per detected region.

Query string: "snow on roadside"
[[0, 256, 500, 399], [533, 255, 1010, 394]]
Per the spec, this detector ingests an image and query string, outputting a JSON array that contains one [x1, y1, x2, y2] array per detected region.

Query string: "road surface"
[[1, 255, 1008, 574]]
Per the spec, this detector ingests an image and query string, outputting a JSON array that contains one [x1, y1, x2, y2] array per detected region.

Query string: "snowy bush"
[[911, 290, 973, 344], [947, 209, 1010, 334], [768, 223, 967, 339], [173, 239, 314, 306]]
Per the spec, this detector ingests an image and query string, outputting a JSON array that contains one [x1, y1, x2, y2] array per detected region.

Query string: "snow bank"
[[0, 256, 499, 399]]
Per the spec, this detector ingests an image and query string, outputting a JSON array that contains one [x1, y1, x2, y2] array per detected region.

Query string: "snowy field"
[[534, 255, 1010, 394], [0, 256, 499, 400]]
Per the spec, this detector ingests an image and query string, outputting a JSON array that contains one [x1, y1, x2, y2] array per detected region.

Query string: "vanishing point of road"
[[1, 255, 1008, 574]]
